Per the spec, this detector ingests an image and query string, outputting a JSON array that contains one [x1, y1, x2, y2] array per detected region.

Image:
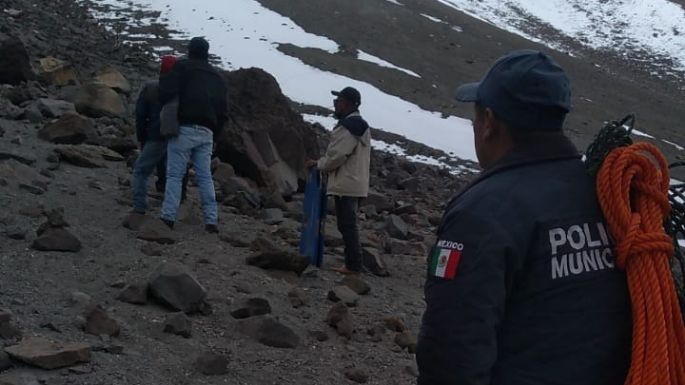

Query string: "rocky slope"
[[0, 1, 474, 384]]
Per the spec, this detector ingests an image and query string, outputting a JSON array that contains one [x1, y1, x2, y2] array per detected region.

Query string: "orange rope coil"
[[597, 142, 685, 385]]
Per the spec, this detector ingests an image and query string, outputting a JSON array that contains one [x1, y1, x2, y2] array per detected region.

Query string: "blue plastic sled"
[[299, 168, 327, 267]]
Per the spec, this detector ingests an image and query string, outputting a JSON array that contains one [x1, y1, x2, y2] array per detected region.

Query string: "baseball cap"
[[331, 87, 361, 106], [455, 49, 571, 131]]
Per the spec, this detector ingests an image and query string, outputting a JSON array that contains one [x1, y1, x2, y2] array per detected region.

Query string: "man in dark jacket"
[[416, 50, 631, 385], [132, 55, 177, 214], [158, 37, 227, 233]]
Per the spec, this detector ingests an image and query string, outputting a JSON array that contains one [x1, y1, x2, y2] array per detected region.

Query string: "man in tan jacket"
[[306, 87, 371, 274]]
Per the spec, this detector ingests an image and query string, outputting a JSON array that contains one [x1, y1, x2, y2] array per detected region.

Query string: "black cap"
[[331, 87, 361, 107], [188, 37, 209, 59], [455, 49, 571, 130]]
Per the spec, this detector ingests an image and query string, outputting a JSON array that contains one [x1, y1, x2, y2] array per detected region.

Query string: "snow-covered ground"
[[85, 0, 478, 164], [357, 50, 421, 78], [437, 0, 685, 76]]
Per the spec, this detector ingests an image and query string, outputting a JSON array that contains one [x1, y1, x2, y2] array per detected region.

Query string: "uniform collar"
[[448, 133, 580, 205]]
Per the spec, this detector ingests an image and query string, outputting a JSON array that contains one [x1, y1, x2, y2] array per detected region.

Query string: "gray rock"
[[116, 283, 148, 305], [122, 212, 146, 231], [0, 149, 36, 165], [339, 276, 371, 295], [84, 306, 120, 337], [32, 228, 81, 252], [75, 83, 126, 118], [0, 33, 34, 85], [0, 351, 11, 371], [18, 183, 44, 195], [148, 262, 207, 314], [345, 368, 369, 383], [163, 312, 192, 338], [364, 190, 393, 212], [35, 98, 76, 118], [238, 316, 300, 348], [261, 208, 284, 225], [383, 316, 407, 332], [5, 337, 90, 369], [140, 243, 163, 257], [246, 250, 309, 275], [5, 226, 27, 240], [137, 220, 175, 245], [385, 214, 408, 239], [362, 248, 390, 277], [394, 331, 417, 353], [327, 286, 359, 307], [399, 177, 420, 192], [55, 145, 123, 168], [287, 287, 307, 308], [325, 303, 354, 339], [195, 351, 228, 375], [38, 113, 91, 144], [230, 298, 271, 319]]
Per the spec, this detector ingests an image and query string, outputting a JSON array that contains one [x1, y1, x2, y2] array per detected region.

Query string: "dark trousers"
[[335, 196, 362, 272]]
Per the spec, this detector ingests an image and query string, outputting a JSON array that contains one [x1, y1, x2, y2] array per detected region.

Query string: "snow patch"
[[357, 50, 421, 78], [662, 139, 685, 151]]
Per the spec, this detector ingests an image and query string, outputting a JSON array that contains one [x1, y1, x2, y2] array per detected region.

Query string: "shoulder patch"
[[429, 240, 464, 279]]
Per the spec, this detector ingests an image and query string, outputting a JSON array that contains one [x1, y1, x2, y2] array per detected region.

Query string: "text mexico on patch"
[[429, 240, 464, 279], [548, 221, 615, 280]]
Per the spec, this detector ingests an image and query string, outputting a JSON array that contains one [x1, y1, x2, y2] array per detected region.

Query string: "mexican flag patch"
[[430, 246, 462, 279]]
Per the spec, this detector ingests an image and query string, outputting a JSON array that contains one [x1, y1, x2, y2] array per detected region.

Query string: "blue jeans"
[[133, 140, 167, 213], [161, 125, 218, 225]]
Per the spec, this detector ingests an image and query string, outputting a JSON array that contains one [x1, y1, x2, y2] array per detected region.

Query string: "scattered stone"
[[0, 351, 11, 371], [35, 98, 76, 118], [122, 212, 146, 231], [5, 337, 90, 369], [163, 312, 192, 338], [195, 351, 228, 376], [40, 322, 61, 333], [325, 303, 354, 339], [5, 226, 26, 240], [249, 237, 278, 253], [0, 310, 21, 340], [68, 365, 93, 375], [260, 208, 284, 225], [39, 113, 91, 144], [238, 316, 300, 348], [212, 162, 235, 185], [0, 149, 37, 165], [325, 224, 345, 247], [399, 177, 420, 192], [32, 228, 81, 252], [393, 203, 418, 215], [88, 180, 104, 190], [92, 65, 131, 94], [367, 324, 386, 342], [287, 287, 307, 308], [37, 57, 76, 86], [55, 145, 123, 168], [309, 330, 329, 342], [219, 233, 251, 247], [327, 286, 359, 307], [70, 292, 93, 308], [344, 368, 369, 384], [0, 33, 34, 85], [84, 306, 120, 337], [339, 276, 371, 295], [230, 298, 271, 319], [116, 283, 148, 305], [364, 191, 393, 212], [265, 269, 299, 284], [40, 169, 53, 179], [178, 201, 202, 225], [9, 136, 20, 145], [75, 83, 126, 118], [86, 136, 137, 154], [0, 371, 40, 385], [148, 262, 207, 313], [394, 331, 417, 353], [23, 104, 43, 122], [18, 183, 44, 195], [140, 242, 163, 257], [362, 248, 389, 277], [383, 317, 407, 332], [385, 214, 408, 239], [246, 250, 309, 275], [137, 220, 175, 245]]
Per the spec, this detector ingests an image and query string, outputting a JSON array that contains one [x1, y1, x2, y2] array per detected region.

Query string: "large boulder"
[[37, 57, 77, 86], [38, 113, 92, 144], [34, 98, 76, 118], [92, 65, 131, 95], [0, 33, 34, 85], [216, 68, 319, 196], [75, 83, 126, 118], [148, 262, 208, 314]]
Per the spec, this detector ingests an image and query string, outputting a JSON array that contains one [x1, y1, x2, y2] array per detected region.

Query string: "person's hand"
[[305, 159, 318, 169]]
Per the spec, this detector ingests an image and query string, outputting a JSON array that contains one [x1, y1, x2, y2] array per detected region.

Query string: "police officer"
[[416, 50, 632, 385]]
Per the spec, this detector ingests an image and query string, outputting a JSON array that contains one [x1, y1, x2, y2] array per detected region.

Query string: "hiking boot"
[[161, 218, 174, 229], [205, 224, 219, 234]]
